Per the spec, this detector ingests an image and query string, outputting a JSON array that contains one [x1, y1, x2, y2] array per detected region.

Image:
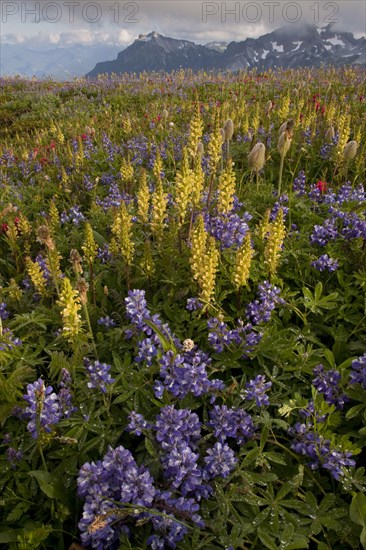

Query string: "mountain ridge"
[[86, 24, 366, 77]]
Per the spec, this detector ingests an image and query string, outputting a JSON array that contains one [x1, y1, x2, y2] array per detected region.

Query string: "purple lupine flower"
[[299, 400, 327, 423], [349, 353, 366, 388], [312, 364, 348, 410], [135, 337, 158, 366], [23, 378, 61, 438], [311, 254, 339, 272], [270, 194, 289, 221], [243, 375, 272, 407], [186, 297, 202, 311], [0, 302, 9, 321], [59, 368, 77, 418], [6, 447, 23, 468], [203, 442, 238, 480], [127, 411, 148, 436], [78, 444, 156, 548], [208, 405, 255, 444], [310, 218, 338, 246], [246, 281, 284, 325], [125, 289, 150, 330], [83, 358, 115, 394], [97, 315, 116, 328], [289, 422, 355, 480], [155, 348, 225, 399], [155, 406, 202, 450], [204, 211, 252, 250]]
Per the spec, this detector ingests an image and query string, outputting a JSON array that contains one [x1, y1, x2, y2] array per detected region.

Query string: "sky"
[[1, 0, 365, 48]]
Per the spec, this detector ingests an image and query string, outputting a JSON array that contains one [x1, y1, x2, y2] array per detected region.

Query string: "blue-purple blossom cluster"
[[349, 353, 366, 388], [311, 254, 339, 272], [270, 194, 289, 221], [0, 302, 9, 321], [97, 315, 116, 329], [58, 368, 77, 418], [207, 317, 262, 358], [312, 364, 348, 410], [23, 378, 61, 439], [310, 207, 366, 246], [154, 349, 225, 400], [83, 358, 115, 394], [0, 328, 22, 351], [293, 170, 306, 196], [60, 206, 85, 225], [289, 422, 355, 480], [243, 375, 272, 407], [246, 281, 285, 325], [208, 405, 255, 444], [204, 211, 252, 250], [78, 445, 155, 549]]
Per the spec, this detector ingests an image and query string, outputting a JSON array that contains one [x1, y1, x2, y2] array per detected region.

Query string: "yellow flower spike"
[[49, 201, 59, 236], [7, 278, 23, 303], [140, 241, 155, 277], [82, 224, 98, 265], [75, 137, 84, 169], [232, 232, 254, 290], [111, 202, 134, 265], [151, 178, 168, 241], [57, 277, 83, 343], [200, 237, 219, 304], [120, 157, 134, 183], [217, 160, 236, 214], [190, 215, 207, 283], [191, 153, 205, 208], [264, 207, 286, 279], [175, 148, 195, 226], [153, 149, 163, 184], [14, 215, 31, 246], [137, 169, 150, 224], [187, 105, 204, 160], [257, 209, 271, 241], [335, 113, 351, 159], [278, 92, 290, 123], [26, 257, 47, 296], [207, 117, 224, 177]]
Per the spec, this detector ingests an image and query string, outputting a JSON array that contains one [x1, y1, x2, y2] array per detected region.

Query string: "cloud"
[[1, 0, 365, 46], [1, 28, 134, 48]]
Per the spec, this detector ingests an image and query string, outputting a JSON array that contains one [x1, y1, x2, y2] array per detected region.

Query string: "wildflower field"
[[0, 67, 366, 550]]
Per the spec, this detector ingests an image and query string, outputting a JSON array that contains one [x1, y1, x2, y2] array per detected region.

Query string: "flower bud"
[[266, 100, 273, 115], [325, 126, 335, 143], [162, 109, 169, 120], [196, 141, 204, 156], [343, 140, 358, 160], [278, 130, 292, 157], [248, 142, 266, 172], [223, 118, 234, 141]]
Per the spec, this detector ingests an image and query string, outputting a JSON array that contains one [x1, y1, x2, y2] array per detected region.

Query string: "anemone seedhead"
[[248, 142, 266, 172]]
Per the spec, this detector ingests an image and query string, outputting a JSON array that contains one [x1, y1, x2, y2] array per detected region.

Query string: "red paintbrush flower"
[[316, 180, 327, 194]]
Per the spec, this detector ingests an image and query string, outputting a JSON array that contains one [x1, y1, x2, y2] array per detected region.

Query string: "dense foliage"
[[0, 67, 366, 550]]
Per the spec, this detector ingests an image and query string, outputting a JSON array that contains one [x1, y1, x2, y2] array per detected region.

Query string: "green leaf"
[[258, 530, 278, 550], [28, 471, 62, 500], [260, 426, 269, 452], [0, 529, 23, 543], [350, 493, 366, 528], [346, 403, 366, 420], [314, 282, 323, 301]]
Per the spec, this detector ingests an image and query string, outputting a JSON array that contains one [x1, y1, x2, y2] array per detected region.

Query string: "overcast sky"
[[1, 0, 365, 47]]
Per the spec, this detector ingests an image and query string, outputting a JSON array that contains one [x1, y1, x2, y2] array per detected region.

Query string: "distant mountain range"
[[87, 24, 366, 77], [1, 23, 365, 79], [0, 43, 122, 79]]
